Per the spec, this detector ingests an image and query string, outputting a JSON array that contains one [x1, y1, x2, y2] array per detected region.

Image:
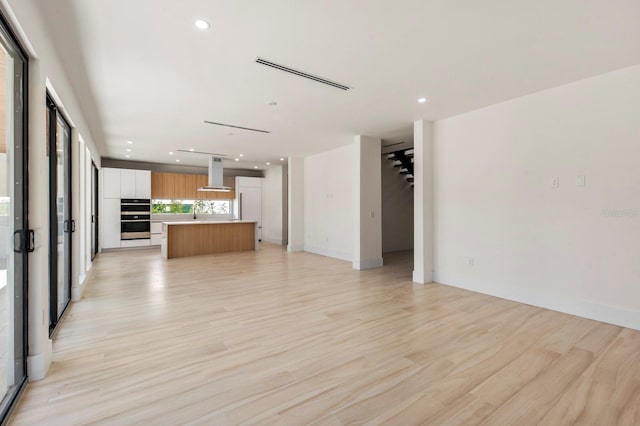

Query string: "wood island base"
[[161, 221, 258, 259]]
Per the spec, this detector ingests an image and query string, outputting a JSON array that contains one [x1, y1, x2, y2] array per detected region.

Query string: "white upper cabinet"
[[103, 168, 121, 199], [103, 168, 152, 199], [120, 169, 137, 198], [135, 170, 151, 199]]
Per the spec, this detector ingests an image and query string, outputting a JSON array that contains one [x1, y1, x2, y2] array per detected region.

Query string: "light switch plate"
[[551, 177, 560, 188], [576, 176, 586, 187]]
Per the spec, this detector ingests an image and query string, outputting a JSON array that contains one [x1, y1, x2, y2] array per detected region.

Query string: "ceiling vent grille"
[[204, 121, 270, 134], [255, 57, 351, 91], [177, 149, 227, 156]]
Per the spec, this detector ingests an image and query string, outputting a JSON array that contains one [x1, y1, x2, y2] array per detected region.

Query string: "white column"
[[413, 120, 434, 284], [84, 146, 93, 277], [353, 136, 383, 270], [71, 133, 83, 301], [27, 60, 53, 380], [287, 157, 304, 252]]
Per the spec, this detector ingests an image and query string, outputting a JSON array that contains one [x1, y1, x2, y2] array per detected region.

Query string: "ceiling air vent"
[[204, 121, 270, 134], [177, 149, 227, 156], [255, 57, 351, 91]]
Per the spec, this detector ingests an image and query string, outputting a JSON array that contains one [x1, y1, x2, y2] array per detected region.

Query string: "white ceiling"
[[35, 0, 640, 169]]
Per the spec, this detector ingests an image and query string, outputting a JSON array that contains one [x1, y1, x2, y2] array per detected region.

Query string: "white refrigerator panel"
[[240, 187, 262, 240]]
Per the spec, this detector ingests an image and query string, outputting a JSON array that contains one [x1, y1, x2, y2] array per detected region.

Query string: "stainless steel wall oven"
[[121, 199, 151, 240]]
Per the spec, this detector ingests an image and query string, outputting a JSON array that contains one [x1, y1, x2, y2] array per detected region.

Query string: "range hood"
[[197, 157, 231, 192]]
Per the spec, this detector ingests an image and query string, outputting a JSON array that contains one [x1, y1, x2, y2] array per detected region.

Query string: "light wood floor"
[[9, 244, 640, 425]]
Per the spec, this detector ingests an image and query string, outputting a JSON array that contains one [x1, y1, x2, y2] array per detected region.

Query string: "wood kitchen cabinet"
[[151, 172, 235, 200]]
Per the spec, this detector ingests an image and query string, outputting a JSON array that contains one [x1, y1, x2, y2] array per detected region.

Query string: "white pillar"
[[287, 157, 304, 252], [71, 131, 82, 301], [413, 120, 434, 284], [27, 60, 53, 380], [353, 136, 383, 270]]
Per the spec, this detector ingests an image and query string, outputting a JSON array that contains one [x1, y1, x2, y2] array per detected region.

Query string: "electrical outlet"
[[468, 257, 474, 266], [551, 177, 559, 188]]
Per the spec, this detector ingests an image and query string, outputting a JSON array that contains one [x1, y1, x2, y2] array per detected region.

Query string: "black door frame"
[[46, 93, 72, 336], [0, 9, 30, 425], [92, 162, 99, 260]]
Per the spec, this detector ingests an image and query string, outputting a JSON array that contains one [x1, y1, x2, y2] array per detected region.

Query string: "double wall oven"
[[121, 199, 151, 240]]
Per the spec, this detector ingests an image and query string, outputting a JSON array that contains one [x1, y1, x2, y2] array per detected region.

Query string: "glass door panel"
[[47, 94, 72, 333], [56, 116, 70, 319], [0, 14, 28, 422]]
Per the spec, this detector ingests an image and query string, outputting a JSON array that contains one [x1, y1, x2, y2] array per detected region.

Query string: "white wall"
[[263, 165, 283, 245], [433, 65, 640, 330], [2, 0, 103, 380], [381, 155, 414, 253], [304, 145, 354, 262]]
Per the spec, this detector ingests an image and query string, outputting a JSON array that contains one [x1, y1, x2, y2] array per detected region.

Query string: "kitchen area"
[[99, 156, 286, 259]]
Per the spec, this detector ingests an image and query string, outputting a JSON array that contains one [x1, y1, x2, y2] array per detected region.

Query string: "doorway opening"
[[381, 145, 414, 273]]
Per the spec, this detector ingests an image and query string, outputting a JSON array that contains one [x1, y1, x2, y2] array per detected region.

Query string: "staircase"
[[386, 148, 414, 188]]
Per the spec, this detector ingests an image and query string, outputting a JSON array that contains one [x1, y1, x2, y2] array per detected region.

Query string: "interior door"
[[0, 13, 28, 423], [47, 94, 72, 334]]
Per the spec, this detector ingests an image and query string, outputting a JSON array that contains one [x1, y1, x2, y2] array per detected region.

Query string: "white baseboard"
[[73, 263, 93, 302], [353, 257, 384, 270], [412, 270, 434, 285], [287, 244, 304, 252], [71, 284, 84, 302], [27, 340, 52, 381], [263, 238, 283, 245], [434, 273, 640, 331], [304, 245, 352, 262]]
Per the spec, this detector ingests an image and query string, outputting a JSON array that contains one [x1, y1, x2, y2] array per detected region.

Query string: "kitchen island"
[[161, 220, 258, 259]]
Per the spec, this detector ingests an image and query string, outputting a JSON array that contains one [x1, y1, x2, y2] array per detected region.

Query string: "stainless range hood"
[[197, 156, 231, 192]]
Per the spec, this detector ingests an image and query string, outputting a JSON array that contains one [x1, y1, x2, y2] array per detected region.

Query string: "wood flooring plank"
[[8, 245, 640, 425]]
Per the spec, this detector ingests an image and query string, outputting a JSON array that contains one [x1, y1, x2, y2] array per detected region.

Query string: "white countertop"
[[163, 220, 257, 225]]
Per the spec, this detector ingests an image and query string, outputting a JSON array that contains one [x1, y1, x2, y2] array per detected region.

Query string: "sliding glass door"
[[91, 162, 98, 259], [0, 13, 28, 423], [47, 95, 72, 333]]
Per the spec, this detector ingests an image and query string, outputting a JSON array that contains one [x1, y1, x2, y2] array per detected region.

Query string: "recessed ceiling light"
[[227, 132, 234, 136], [125, 155, 130, 158], [418, 97, 428, 103], [126, 148, 131, 152], [127, 140, 133, 144], [176, 159, 180, 163], [254, 166, 258, 169], [280, 158, 285, 161], [234, 158, 239, 162], [189, 148, 195, 152], [239, 154, 244, 157], [169, 152, 174, 155], [266, 162, 270, 165], [195, 19, 210, 30]]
